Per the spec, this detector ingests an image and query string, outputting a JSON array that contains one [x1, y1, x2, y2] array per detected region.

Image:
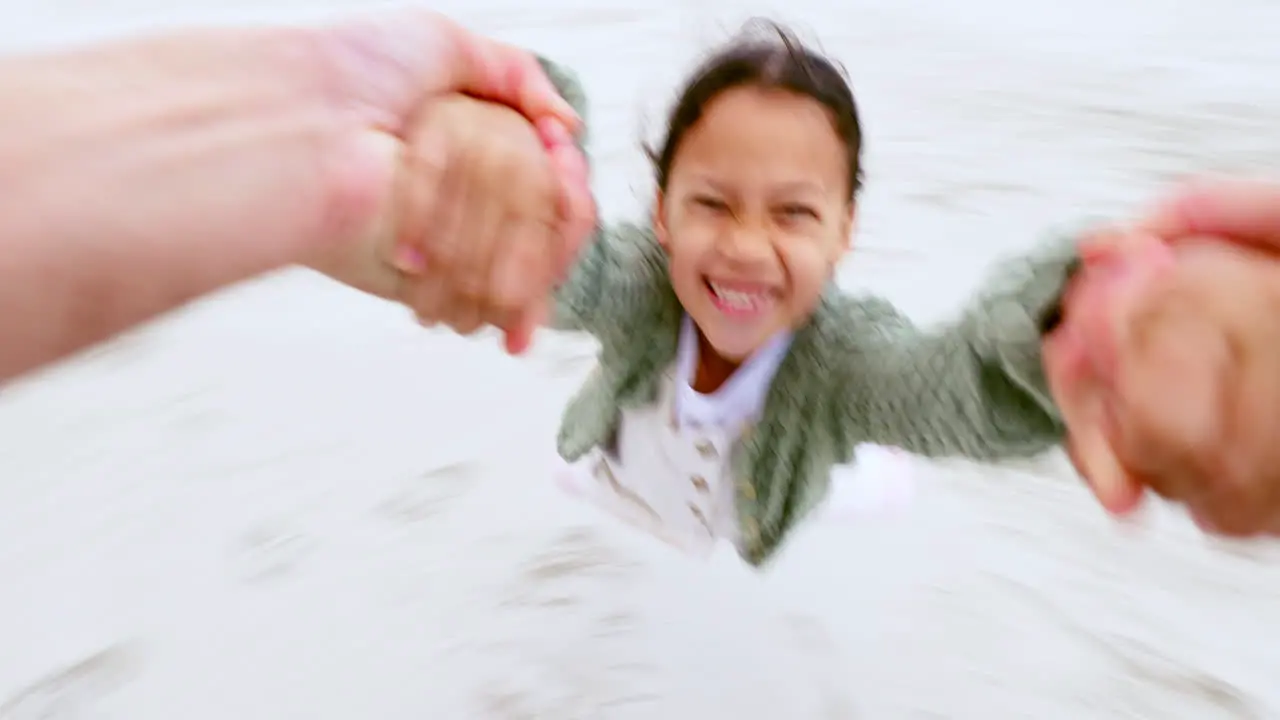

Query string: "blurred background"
[[1, 0, 1279, 717]]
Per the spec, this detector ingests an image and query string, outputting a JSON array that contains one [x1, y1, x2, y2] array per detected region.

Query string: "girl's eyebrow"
[[688, 175, 824, 195], [687, 174, 729, 192], [772, 180, 824, 195]]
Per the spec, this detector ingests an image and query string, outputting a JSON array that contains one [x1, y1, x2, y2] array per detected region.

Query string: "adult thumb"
[[1139, 179, 1280, 250]]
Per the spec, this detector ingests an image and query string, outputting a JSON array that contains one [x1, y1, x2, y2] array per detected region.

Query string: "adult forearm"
[[0, 25, 363, 380]]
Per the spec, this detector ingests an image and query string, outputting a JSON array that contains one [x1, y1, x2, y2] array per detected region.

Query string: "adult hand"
[[1139, 179, 1280, 252], [299, 8, 592, 352], [0, 8, 589, 380], [1129, 180, 1280, 534], [1046, 197, 1280, 536]]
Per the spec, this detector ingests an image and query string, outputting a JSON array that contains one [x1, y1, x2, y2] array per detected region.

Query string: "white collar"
[[673, 315, 793, 431]]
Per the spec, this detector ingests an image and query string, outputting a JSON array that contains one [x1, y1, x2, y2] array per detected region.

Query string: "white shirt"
[[672, 315, 794, 433], [563, 316, 793, 557]]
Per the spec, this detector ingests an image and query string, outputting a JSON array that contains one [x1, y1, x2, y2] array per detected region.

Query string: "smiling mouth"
[[705, 279, 776, 317]]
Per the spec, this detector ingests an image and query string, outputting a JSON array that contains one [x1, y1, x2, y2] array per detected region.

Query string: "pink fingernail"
[[556, 99, 582, 127], [393, 245, 426, 273]]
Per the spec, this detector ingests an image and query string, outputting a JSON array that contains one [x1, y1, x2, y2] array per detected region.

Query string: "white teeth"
[[709, 282, 769, 311]]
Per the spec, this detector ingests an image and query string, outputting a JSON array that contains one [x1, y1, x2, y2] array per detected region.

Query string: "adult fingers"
[[545, 126, 596, 280], [1076, 228, 1171, 271], [1104, 298, 1232, 502], [1163, 243, 1280, 531], [460, 42, 580, 130], [318, 9, 579, 135], [1138, 178, 1280, 249]]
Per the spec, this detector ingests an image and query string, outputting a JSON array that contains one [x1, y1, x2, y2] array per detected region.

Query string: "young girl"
[[532, 22, 1082, 566]]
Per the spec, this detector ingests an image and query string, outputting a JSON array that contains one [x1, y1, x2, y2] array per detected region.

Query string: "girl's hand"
[[395, 97, 594, 354], [331, 94, 594, 354], [301, 9, 581, 290], [300, 10, 592, 354], [1044, 229, 1172, 516], [391, 95, 586, 354], [533, 116, 597, 284]]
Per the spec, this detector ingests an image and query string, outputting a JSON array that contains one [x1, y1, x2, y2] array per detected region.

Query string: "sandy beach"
[[3, 0, 1280, 716]]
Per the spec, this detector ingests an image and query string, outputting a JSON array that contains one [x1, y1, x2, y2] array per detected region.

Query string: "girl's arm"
[[834, 235, 1081, 461]]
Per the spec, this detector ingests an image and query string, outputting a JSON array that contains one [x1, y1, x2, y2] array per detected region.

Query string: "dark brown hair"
[[646, 19, 863, 200]]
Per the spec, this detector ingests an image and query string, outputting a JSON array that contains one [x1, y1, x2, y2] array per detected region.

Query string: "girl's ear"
[[827, 200, 857, 264], [841, 200, 857, 251], [654, 190, 670, 249]]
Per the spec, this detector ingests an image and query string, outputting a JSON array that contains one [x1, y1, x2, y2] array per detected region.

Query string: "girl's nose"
[[720, 221, 773, 262]]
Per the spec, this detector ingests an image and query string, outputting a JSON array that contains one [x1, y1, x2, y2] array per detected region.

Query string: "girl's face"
[[655, 85, 855, 362]]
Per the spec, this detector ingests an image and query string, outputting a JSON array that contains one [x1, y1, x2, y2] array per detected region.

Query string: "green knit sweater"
[[541, 60, 1080, 566]]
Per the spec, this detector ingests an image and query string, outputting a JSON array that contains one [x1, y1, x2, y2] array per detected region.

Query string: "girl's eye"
[[778, 204, 819, 221], [693, 196, 729, 212]]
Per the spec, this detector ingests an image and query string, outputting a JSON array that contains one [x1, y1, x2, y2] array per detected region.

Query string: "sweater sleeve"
[[536, 57, 665, 336], [837, 235, 1081, 461]]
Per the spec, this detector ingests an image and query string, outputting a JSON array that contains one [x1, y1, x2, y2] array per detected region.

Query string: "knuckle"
[[418, 235, 452, 266], [412, 301, 440, 326], [458, 271, 490, 300], [432, 303, 466, 328], [1216, 451, 1261, 509], [494, 261, 539, 312], [488, 280, 523, 314], [450, 314, 482, 336], [1206, 509, 1257, 538]]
